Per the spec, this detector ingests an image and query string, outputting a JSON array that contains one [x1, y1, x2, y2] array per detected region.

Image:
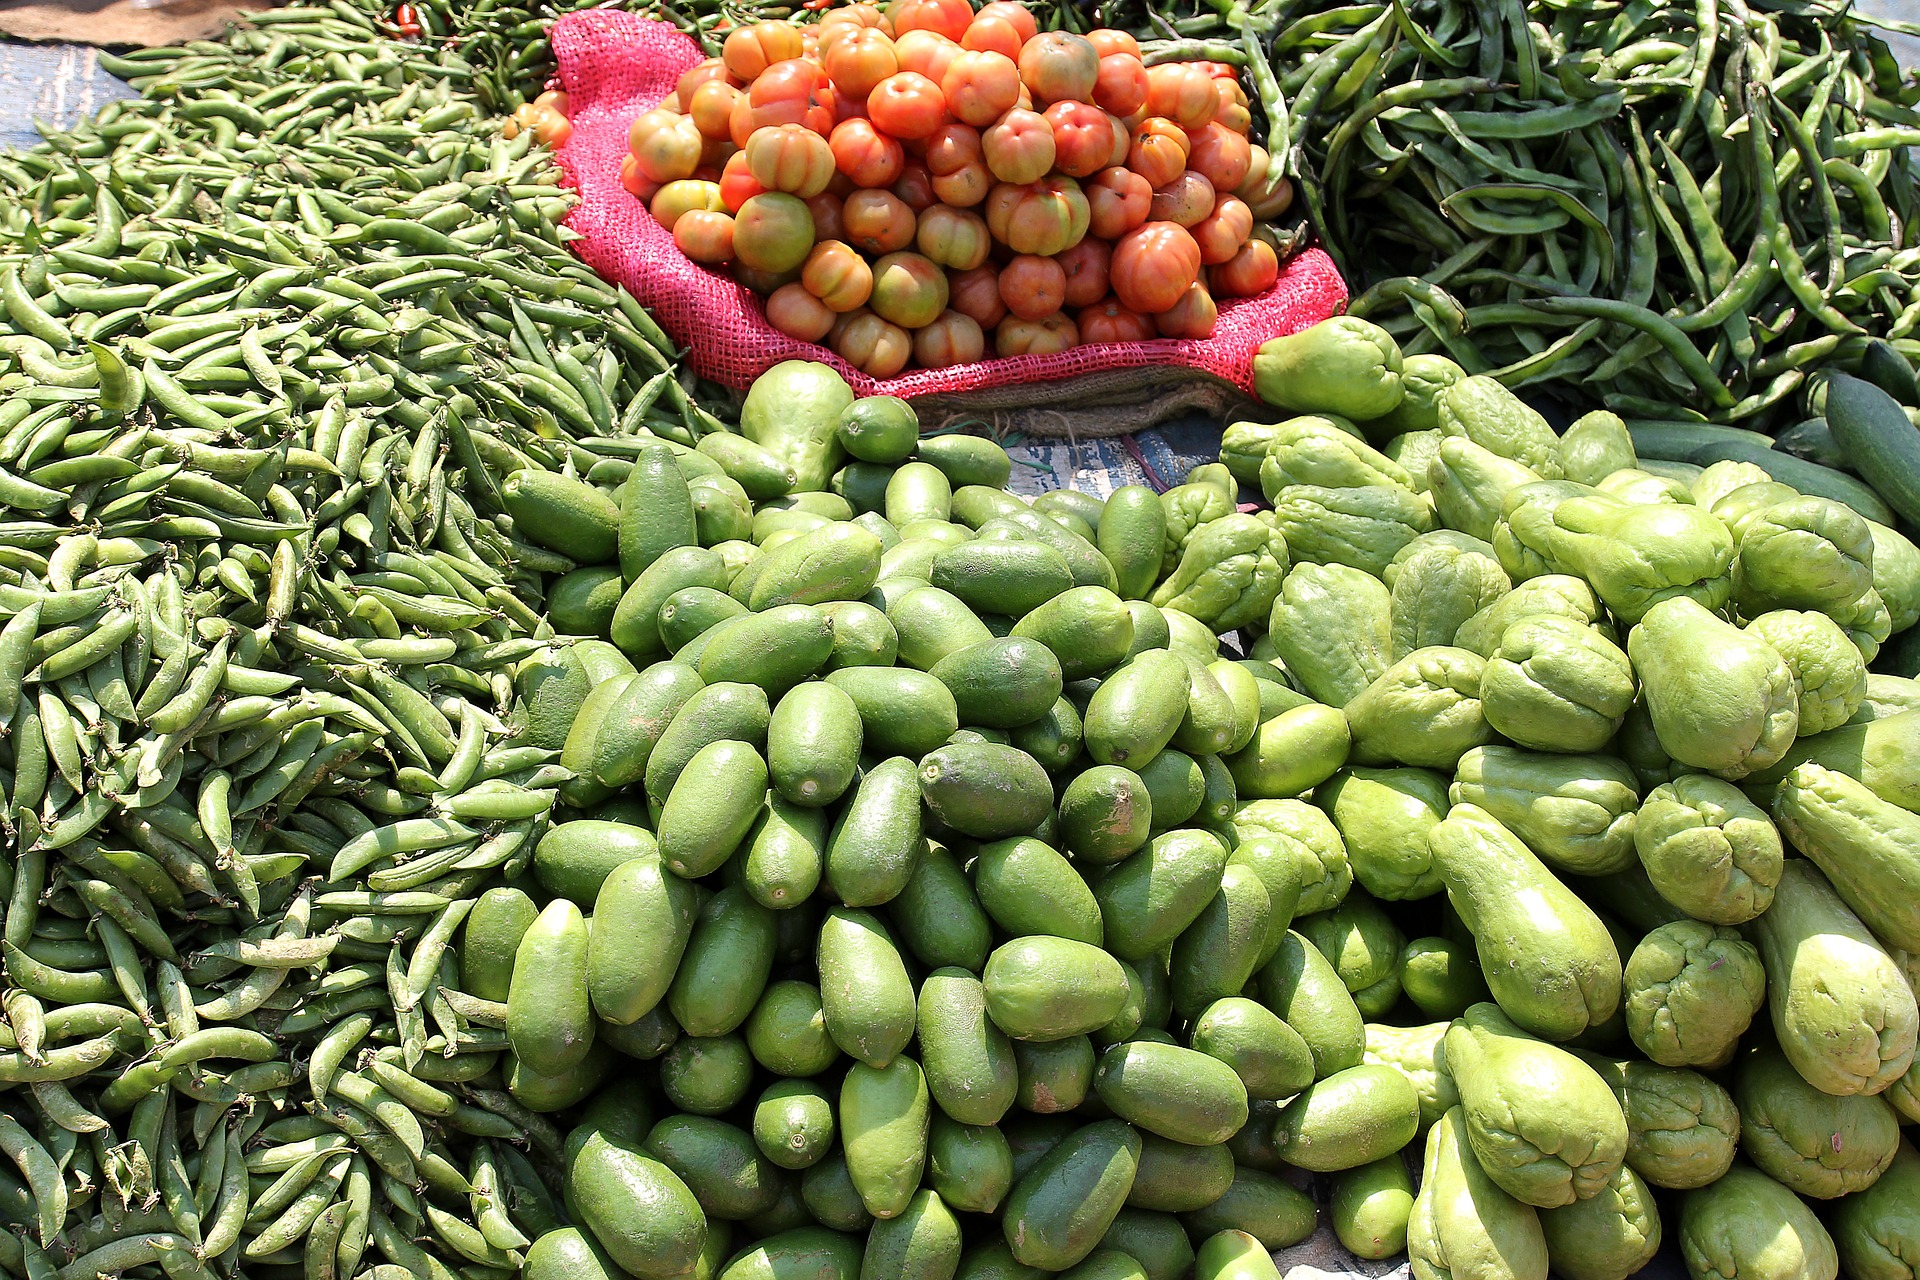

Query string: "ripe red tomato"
[[892, 159, 938, 211], [916, 203, 991, 270], [819, 3, 890, 53], [1085, 29, 1140, 57], [925, 121, 982, 172], [1155, 280, 1216, 338], [652, 179, 726, 232], [1055, 236, 1111, 307], [719, 150, 768, 211], [1078, 297, 1156, 343], [747, 124, 837, 198], [733, 191, 817, 273], [753, 58, 831, 110], [996, 311, 1078, 356], [975, 2, 1038, 44], [823, 28, 898, 99], [1111, 220, 1202, 313], [982, 108, 1055, 184], [1211, 236, 1278, 297], [868, 72, 950, 139], [724, 22, 805, 81], [833, 309, 913, 375], [767, 281, 836, 341], [892, 0, 972, 43], [942, 50, 1021, 127], [1128, 117, 1190, 188], [1236, 147, 1294, 219], [674, 209, 735, 263], [620, 154, 661, 203], [802, 240, 874, 311], [914, 310, 986, 367], [948, 265, 1007, 328], [830, 118, 906, 187], [1092, 53, 1149, 118], [1086, 166, 1152, 239], [894, 29, 962, 84], [1044, 101, 1118, 178], [1144, 64, 1218, 131], [1018, 31, 1100, 105], [1151, 170, 1216, 227], [959, 16, 1023, 58], [630, 109, 703, 183], [869, 250, 950, 329], [842, 188, 918, 253], [1186, 121, 1252, 193], [1192, 193, 1253, 264], [984, 175, 1089, 256], [998, 254, 1067, 321]]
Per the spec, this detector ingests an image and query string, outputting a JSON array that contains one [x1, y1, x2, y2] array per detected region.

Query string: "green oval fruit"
[[817, 908, 917, 1069], [508, 899, 594, 1077], [569, 1132, 706, 1278], [1093, 1041, 1250, 1146], [1058, 766, 1154, 866], [984, 936, 1130, 1041], [767, 683, 863, 808], [1000, 1120, 1143, 1270], [918, 968, 1020, 1127], [919, 743, 1055, 841], [840, 1056, 931, 1220], [589, 857, 699, 1026]]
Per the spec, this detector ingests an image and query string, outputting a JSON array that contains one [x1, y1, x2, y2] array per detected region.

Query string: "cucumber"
[[1686, 437, 1894, 524], [1824, 371, 1920, 524], [1624, 421, 1773, 461]]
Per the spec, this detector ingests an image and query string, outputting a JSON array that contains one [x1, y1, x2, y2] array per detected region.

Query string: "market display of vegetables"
[[614, 3, 1295, 372], [1, 0, 1920, 1279]]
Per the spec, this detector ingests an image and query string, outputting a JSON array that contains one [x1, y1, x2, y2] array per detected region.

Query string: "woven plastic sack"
[[549, 9, 1349, 433]]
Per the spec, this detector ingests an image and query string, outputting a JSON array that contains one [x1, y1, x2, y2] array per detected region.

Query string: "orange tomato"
[[1155, 280, 1216, 338], [733, 191, 817, 273], [674, 209, 736, 263], [998, 254, 1067, 321], [1018, 31, 1100, 105], [1092, 53, 1149, 118], [842, 188, 918, 253], [1210, 237, 1279, 297], [819, 2, 890, 52], [894, 29, 962, 83], [914, 310, 986, 367], [1150, 170, 1215, 227], [948, 264, 1008, 328], [868, 72, 950, 139], [1078, 297, 1156, 343], [915, 204, 991, 270], [767, 281, 837, 341], [930, 162, 991, 207], [1213, 96, 1252, 137], [893, 0, 973, 42], [719, 150, 768, 211], [534, 88, 571, 116], [620, 154, 661, 203], [753, 58, 832, 110], [833, 309, 913, 375], [1144, 64, 1217, 131], [869, 250, 950, 328], [1084, 29, 1140, 58], [959, 15, 1023, 58], [1085, 165, 1152, 239], [531, 108, 572, 148], [984, 175, 1089, 256], [1127, 117, 1189, 188], [1236, 147, 1294, 219], [747, 124, 837, 197], [925, 121, 983, 171], [700, 133, 739, 170], [806, 191, 846, 241], [892, 159, 938, 211], [830, 118, 906, 187], [1056, 236, 1111, 307], [1111, 220, 1201, 313], [996, 311, 1078, 356], [975, 1, 1038, 44], [1192, 193, 1253, 264], [1044, 101, 1117, 178], [652, 179, 726, 232], [1186, 121, 1252, 193], [823, 28, 898, 99], [942, 50, 1021, 127], [676, 59, 733, 104], [723, 22, 806, 81], [802, 240, 875, 311], [689, 79, 742, 139], [981, 107, 1055, 184], [630, 109, 703, 183]]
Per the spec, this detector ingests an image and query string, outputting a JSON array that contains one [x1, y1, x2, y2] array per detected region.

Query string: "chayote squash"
[[1537, 1162, 1662, 1280], [1367, 353, 1464, 437], [1383, 429, 1444, 493], [1427, 437, 1545, 543], [1737, 707, 1920, 811], [1453, 573, 1606, 658], [1435, 376, 1564, 479], [1596, 467, 1694, 506], [1866, 518, 1920, 634], [1268, 482, 1436, 580], [1253, 317, 1407, 422], [1450, 746, 1639, 877], [1545, 495, 1736, 622], [1342, 646, 1495, 770], [1316, 766, 1449, 901], [1148, 514, 1286, 634], [737, 360, 854, 494], [1622, 921, 1765, 1069], [1406, 1107, 1548, 1280], [1490, 480, 1589, 582], [1632, 774, 1782, 925], [1573, 1053, 1740, 1191], [1828, 1141, 1920, 1280], [1478, 615, 1635, 753], [1230, 798, 1350, 917], [1257, 418, 1414, 497], [1734, 1045, 1900, 1199], [1689, 459, 1775, 511], [1628, 596, 1799, 779], [1428, 804, 1621, 1041], [1387, 537, 1512, 660], [1744, 609, 1868, 734], [1264, 563, 1393, 709], [1773, 762, 1920, 952], [1296, 893, 1405, 1020], [1219, 414, 1360, 487], [1363, 1021, 1458, 1134], [1678, 1164, 1839, 1280], [1158, 481, 1236, 579], [1558, 410, 1638, 487], [1732, 495, 1876, 615], [1443, 1003, 1629, 1208]]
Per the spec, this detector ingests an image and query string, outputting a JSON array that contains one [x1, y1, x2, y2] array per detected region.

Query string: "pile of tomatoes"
[[620, 0, 1294, 375]]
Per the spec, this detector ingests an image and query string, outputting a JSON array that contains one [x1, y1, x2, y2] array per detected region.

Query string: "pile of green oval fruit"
[[487, 318, 1920, 1280]]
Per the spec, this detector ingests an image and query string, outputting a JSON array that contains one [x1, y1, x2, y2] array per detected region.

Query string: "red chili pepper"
[[802, 0, 835, 10], [393, 3, 423, 38]]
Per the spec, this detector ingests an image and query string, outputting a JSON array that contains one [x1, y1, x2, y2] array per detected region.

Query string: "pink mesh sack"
[[549, 10, 1348, 433]]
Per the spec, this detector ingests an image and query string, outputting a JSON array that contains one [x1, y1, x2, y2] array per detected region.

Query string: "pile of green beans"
[[1077, 0, 1920, 431], [0, 4, 731, 1277]]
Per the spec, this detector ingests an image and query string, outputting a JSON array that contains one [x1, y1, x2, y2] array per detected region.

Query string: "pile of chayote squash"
[[488, 319, 1919, 1280]]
